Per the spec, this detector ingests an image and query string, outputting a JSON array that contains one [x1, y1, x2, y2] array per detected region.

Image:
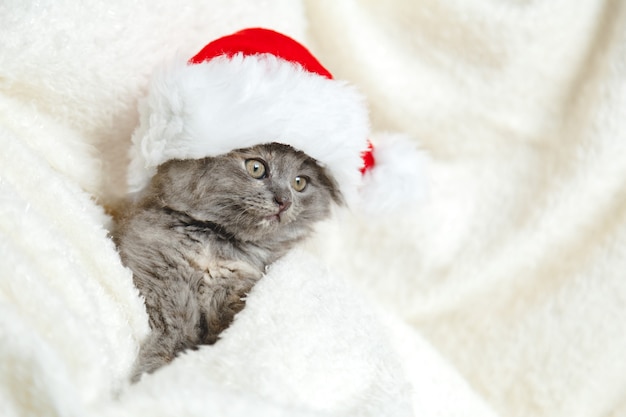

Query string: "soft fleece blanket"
[[0, 1, 624, 417]]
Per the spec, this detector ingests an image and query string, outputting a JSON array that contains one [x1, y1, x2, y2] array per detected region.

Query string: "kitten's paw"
[[198, 277, 257, 344], [131, 334, 176, 383], [203, 259, 262, 282]]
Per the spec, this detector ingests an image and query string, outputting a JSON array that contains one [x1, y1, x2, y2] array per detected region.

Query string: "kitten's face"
[[151, 143, 342, 243]]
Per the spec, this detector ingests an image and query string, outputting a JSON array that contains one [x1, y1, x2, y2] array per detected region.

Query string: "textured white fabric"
[[1, 1, 623, 416], [305, 1, 626, 417]]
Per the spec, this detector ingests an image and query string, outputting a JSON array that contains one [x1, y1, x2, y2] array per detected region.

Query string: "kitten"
[[113, 143, 341, 381]]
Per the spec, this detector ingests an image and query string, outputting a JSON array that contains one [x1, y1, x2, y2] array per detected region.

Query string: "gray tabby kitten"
[[113, 143, 341, 381]]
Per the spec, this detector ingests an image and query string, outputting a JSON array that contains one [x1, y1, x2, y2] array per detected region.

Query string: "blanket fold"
[[2, 1, 624, 416]]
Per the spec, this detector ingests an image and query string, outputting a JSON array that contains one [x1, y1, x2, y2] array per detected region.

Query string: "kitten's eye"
[[292, 176, 308, 192], [245, 159, 267, 179]]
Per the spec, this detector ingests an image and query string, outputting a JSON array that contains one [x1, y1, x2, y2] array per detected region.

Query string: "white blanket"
[[1, 1, 624, 416]]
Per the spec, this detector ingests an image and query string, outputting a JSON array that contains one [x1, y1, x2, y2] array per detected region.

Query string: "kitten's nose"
[[274, 196, 292, 213]]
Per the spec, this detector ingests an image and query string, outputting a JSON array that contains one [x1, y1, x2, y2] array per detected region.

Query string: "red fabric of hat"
[[189, 28, 333, 80]]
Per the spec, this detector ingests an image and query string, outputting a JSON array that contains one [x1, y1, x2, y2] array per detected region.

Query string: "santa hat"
[[128, 28, 426, 210]]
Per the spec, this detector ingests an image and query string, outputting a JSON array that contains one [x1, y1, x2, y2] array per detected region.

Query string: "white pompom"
[[358, 133, 430, 214]]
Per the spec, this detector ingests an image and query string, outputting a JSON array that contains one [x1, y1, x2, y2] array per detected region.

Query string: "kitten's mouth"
[[265, 213, 282, 223], [264, 200, 292, 224]]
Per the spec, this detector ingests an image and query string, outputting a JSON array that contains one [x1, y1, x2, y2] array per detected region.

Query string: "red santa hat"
[[128, 28, 425, 210]]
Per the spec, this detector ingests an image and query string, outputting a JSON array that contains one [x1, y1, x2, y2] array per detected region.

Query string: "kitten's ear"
[[331, 186, 345, 207], [318, 165, 344, 206], [151, 160, 177, 189]]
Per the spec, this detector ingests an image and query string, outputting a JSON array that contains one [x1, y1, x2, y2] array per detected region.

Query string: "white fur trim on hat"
[[128, 53, 370, 206]]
